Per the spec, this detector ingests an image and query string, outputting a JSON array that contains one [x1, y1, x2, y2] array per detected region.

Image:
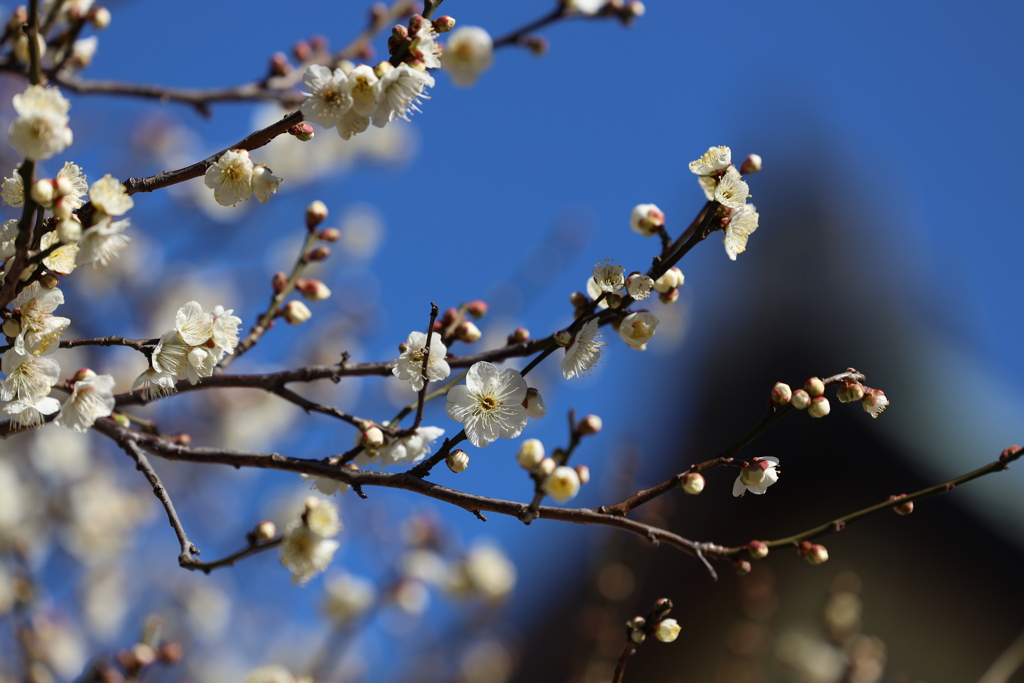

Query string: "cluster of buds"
[[436, 302, 486, 344], [517, 438, 591, 504], [388, 13, 452, 67], [772, 376, 888, 420], [652, 266, 684, 305], [798, 540, 829, 565], [625, 597, 680, 645]]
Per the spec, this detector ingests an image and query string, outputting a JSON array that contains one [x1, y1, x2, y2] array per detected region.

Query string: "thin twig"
[[611, 642, 637, 683], [404, 302, 440, 434]]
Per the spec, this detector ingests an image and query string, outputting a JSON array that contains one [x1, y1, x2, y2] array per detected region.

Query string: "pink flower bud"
[[432, 15, 456, 32], [804, 376, 825, 397], [890, 494, 914, 515], [318, 227, 340, 242], [575, 465, 590, 485], [680, 471, 705, 495], [569, 291, 590, 309], [808, 396, 830, 418], [171, 433, 191, 445], [508, 327, 530, 344], [282, 300, 312, 325], [288, 123, 315, 141], [439, 307, 459, 326], [805, 544, 829, 565], [740, 154, 762, 174], [306, 245, 330, 261], [293, 39, 312, 61], [554, 330, 573, 347], [455, 321, 482, 343], [253, 520, 277, 541], [466, 300, 488, 319], [524, 35, 548, 56], [746, 541, 769, 559], [658, 287, 679, 304], [270, 52, 292, 77], [630, 203, 665, 237], [771, 382, 792, 405], [299, 279, 332, 301], [791, 388, 811, 410], [72, 367, 97, 382], [272, 271, 288, 293], [734, 559, 752, 575], [578, 414, 602, 436]]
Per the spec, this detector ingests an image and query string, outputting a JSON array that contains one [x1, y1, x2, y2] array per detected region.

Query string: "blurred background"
[[1, 1, 1023, 681]]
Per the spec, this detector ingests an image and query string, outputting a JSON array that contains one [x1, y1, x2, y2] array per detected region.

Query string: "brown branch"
[[117, 438, 199, 567], [60, 336, 156, 352], [493, 6, 567, 48], [722, 445, 1024, 556], [598, 370, 867, 516], [272, 385, 362, 427], [183, 536, 283, 574], [92, 419, 724, 577], [612, 642, 637, 683]]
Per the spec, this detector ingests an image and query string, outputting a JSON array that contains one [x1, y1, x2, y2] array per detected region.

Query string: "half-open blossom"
[[411, 23, 443, 69], [714, 167, 749, 209], [88, 174, 133, 216], [7, 85, 73, 162], [391, 331, 450, 392], [3, 395, 61, 430], [55, 373, 115, 432], [445, 361, 527, 448], [442, 26, 493, 86], [204, 149, 254, 207], [723, 203, 758, 260], [40, 231, 78, 275], [630, 203, 664, 237], [732, 457, 780, 497], [372, 64, 434, 127], [626, 273, 654, 300], [131, 368, 177, 401], [300, 65, 353, 128], [862, 390, 889, 418], [561, 318, 606, 379], [251, 165, 282, 203], [211, 305, 242, 356], [618, 311, 659, 350]]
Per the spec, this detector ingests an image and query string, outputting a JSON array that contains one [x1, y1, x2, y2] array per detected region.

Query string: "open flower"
[[714, 166, 749, 209], [391, 331, 450, 392], [723, 203, 758, 261], [3, 395, 61, 430], [592, 259, 625, 293], [300, 65, 353, 128], [689, 145, 732, 176], [445, 361, 528, 448], [55, 373, 115, 432], [732, 457, 780, 497], [204, 149, 254, 206], [279, 498, 342, 585], [376, 426, 445, 467], [372, 64, 434, 127], [1, 346, 60, 402], [7, 85, 73, 162], [88, 174, 133, 216], [618, 311, 659, 350], [442, 26, 493, 86], [76, 217, 131, 267], [561, 318, 606, 379]]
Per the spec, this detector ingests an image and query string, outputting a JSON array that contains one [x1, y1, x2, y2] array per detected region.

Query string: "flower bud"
[[805, 543, 829, 565], [605, 293, 623, 309], [253, 520, 277, 541], [171, 433, 191, 445], [38, 273, 58, 289], [306, 200, 329, 230], [890, 495, 914, 515], [131, 643, 156, 668], [577, 414, 602, 436], [72, 367, 97, 382], [627, 0, 645, 16], [269, 52, 292, 77], [654, 618, 681, 643], [1001, 445, 1022, 461], [808, 396, 830, 418], [282, 300, 312, 325], [537, 457, 556, 477], [554, 330, 573, 347], [516, 439, 545, 470], [466, 300, 488, 319], [575, 465, 590, 485], [734, 559, 752, 575], [740, 154, 762, 174], [293, 39, 312, 61], [746, 541, 769, 559], [790, 388, 811, 410], [2, 318, 21, 338], [569, 291, 590, 309], [157, 642, 183, 665], [289, 122, 315, 141], [446, 449, 470, 473], [680, 472, 705, 495], [272, 271, 288, 293], [544, 466, 581, 502], [739, 464, 766, 487], [630, 203, 665, 237], [361, 426, 385, 450], [432, 15, 456, 32], [455, 321, 482, 343], [658, 287, 679, 304], [508, 327, 530, 344], [112, 412, 131, 428], [299, 279, 332, 301], [57, 216, 82, 243], [306, 245, 330, 261], [523, 387, 546, 419], [30, 179, 54, 206], [54, 175, 73, 197], [318, 227, 340, 242], [524, 35, 548, 55], [90, 6, 111, 29], [844, 382, 865, 402], [771, 382, 792, 405], [630, 629, 646, 644], [804, 377, 825, 397], [439, 307, 459, 326], [653, 267, 684, 293]]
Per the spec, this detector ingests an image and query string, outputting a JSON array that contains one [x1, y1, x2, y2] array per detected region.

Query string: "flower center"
[[479, 396, 498, 412]]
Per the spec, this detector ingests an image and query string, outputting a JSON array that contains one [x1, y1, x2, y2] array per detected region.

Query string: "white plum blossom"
[[323, 573, 376, 623], [54, 373, 115, 432], [7, 85, 73, 162], [445, 361, 528, 448], [244, 665, 297, 683], [76, 218, 131, 267], [3, 395, 61, 430], [175, 300, 214, 346], [714, 166, 749, 209], [732, 457, 780, 497], [411, 23, 443, 69], [561, 318, 606, 380], [1, 346, 60, 402], [689, 145, 732, 176], [374, 426, 445, 467], [151, 302, 241, 385], [40, 231, 78, 275], [391, 331, 450, 392], [88, 175, 133, 216], [347, 65, 381, 117], [565, 0, 606, 15], [2, 170, 23, 206], [0, 219, 18, 260], [543, 465, 581, 503], [586, 276, 610, 310], [626, 273, 654, 300], [131, 368, 177, 401], [14, 284, 70, 356], [862, 391, 889, 418], [204, 149, 254, 207], [251, 165, 282, 203], [630, 203, 664, 237], [279, 498, 342, 585], [302, 473, 350, 497], [337, 110, 370, 140], [618, 311, 659, 350], [452, 545, 516, 601], [723, 203, 758, 261], [442, 27, 493, 86], [372, 64, 434, 127], [56, 162, 88, 209], [300, 65, 353, 128], [592, 259, 625, 293], [211, 305, 242, 355]]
